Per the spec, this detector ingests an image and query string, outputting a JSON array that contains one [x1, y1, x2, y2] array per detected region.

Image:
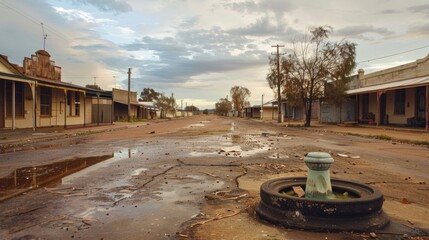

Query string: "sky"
[[0, 0, 428, 109]]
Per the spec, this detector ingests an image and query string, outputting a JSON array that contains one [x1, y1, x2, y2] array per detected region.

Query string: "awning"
[[114, 99, 157, 109], [347, 76, 429, 95]]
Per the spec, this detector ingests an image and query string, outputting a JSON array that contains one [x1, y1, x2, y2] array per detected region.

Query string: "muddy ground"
[[0, 115, 428, 240]]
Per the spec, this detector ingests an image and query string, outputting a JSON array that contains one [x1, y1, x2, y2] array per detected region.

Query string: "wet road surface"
[[0, 115, 428, 240]]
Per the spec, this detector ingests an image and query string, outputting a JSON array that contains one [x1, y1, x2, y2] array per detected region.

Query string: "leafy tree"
[[230, 86, 251, 118], [139, 88, 160, 102], [85, 84, 102, 90], [185, 105, 199, 112], [202, 109, 209, 115], [279, 26, 356, 126], [154, 93, 177, 118], [215, 98, 232, 116]]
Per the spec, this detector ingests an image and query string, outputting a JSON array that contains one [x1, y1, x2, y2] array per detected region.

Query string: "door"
[[415, 87, 426, 120], [380, 93, 386, 125], [0, 80, 4, 128]]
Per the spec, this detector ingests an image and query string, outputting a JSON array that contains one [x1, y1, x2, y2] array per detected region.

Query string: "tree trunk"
[[305, 101, 312, 127]]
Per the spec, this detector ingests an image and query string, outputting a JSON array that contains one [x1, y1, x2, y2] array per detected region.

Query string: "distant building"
[[0, 50, 113, 130]]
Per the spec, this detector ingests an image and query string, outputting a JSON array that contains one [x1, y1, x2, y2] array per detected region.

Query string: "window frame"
[[40, 86, 52, 116], [394, 89, 405, 115], [6, 81, 25, 117]]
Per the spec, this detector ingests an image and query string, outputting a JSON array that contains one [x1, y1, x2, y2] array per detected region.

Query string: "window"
[[40, 86, 51, 116], [75, 92, 80, 116], [394, 89, 405, 115], [67, 91, 81, 116], [6, 81, 25, 117]]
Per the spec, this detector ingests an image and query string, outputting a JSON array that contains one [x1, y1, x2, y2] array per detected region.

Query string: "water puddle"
[[73, 174, 224, 239], [188, 124, 205, 128], [189, 134, 270, 158], [0, 148, 140, 201]]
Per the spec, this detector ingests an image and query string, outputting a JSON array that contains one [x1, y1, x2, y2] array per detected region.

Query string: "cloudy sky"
[[1, 0, 428, 109]]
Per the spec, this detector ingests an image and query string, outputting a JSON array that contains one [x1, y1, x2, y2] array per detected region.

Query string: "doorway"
[[415, 87, 426, 120], [0, 80, 4, 128], [380, 93, 387, 125]]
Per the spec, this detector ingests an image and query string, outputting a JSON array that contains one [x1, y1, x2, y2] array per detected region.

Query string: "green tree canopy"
[[215, 98, 232, 116], [139, 88, 160, 102], [154, 93, 177, 118], [230, 86, 251, 118]]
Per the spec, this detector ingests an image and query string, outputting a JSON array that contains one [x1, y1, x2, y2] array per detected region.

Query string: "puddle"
[[189, 151, 219, 157], [188, 133, 270, 158], [230, 122, 235, 131], [131, 168, 149, 176], [73, 175, 224, 239], [0, 154, 112, 201], [0, 148, 140, 201], [187, 123, 205, 128]]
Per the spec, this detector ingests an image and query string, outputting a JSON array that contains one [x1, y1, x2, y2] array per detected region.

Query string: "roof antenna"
[[41, 22, 48, 50]]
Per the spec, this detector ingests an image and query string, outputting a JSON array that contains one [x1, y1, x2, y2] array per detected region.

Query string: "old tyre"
[[256, 177, 389, 232]]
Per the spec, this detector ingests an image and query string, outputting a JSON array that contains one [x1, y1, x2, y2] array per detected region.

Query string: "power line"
[[0, 0, 69, 41], [358, 45, 429, 64]]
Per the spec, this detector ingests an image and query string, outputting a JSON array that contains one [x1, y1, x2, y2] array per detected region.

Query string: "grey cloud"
[[408, 4, 429, 17], [227, 16, 302, 42], [71, 0, 132, 13], [407, 23, 429, 36], [224, 0, 296, 18], [380, 9, 401, 14], [335, 25, 395, 39], [122, 27, 267, 89]]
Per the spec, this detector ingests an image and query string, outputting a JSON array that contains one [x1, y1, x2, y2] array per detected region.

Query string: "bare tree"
[[281, 26, 356, 126], [230, 86, 251, 117]]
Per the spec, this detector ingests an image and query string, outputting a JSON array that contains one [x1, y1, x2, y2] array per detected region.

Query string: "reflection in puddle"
[[189, 134, 270, 158], [131, 168, 148, 176], [187, 123, 205, 128], [0, 148, 140, 201]]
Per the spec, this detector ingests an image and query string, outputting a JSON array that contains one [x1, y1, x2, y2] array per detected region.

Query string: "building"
[[244, 104, 277, 120], [320, 75, 359, 124], [347, 54, 429, 130], [0, 50, 113, 130], [112, 88, 159, 121], [268, 99, 319, 121]]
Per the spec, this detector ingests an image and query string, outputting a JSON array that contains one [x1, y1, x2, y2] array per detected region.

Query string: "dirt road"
[[0, 115, 428, 240]]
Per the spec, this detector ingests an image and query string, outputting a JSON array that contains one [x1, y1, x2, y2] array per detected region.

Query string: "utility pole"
[[127, 68, 131, 122], [261, 94, 264, 120], [272, 44, 285, 123], [181, 99, 183, 117]]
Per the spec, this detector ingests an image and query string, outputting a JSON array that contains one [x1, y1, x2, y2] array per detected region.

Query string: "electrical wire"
[[358, 45, 429, 63], [0, 0, 69, 41]]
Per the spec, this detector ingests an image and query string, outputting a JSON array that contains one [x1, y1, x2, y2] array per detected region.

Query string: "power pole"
[[127, 68, 131, 122], [181, 99, 183, 117], [272, 44, 285, 123], [261, 94, 264, 120]]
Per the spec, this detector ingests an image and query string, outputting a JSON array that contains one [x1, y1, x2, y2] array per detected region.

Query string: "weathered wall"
[[361, 54, 429, 87], [113, 88, 138, 103], [22, 50, 61, 81], [320, 98, 356, 123]]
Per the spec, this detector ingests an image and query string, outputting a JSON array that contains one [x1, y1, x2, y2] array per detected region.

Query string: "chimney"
[[358, 69, 365, 79]]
